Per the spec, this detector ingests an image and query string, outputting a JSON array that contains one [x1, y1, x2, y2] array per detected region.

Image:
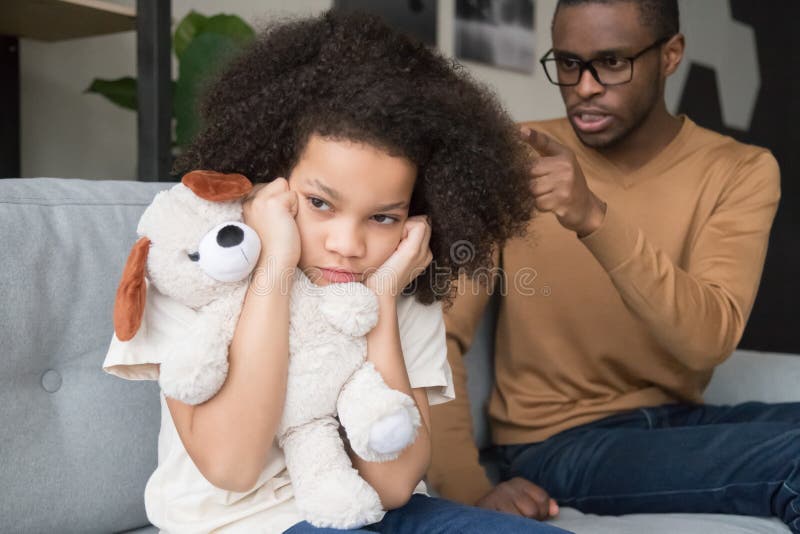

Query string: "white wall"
[[20, 0, 724, 180], [438, 0, 565, 123], [20, 0, 331, 180]]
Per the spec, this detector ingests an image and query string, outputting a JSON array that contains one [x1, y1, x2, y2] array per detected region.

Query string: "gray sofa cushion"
[[550, 508, 786, 533], [0, 179, 171, 534], [120, 527, 160, 534]]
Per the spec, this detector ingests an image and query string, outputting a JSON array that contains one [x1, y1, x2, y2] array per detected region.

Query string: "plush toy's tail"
[[113, 237, 150, 341]]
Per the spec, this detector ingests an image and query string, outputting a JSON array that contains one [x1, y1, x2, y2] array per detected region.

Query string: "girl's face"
[[288, 134, 417, 285]]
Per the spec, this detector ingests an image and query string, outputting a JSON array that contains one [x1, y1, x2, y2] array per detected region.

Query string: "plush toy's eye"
[[187, 252, 200, 262], [195, 221, 261, 282]]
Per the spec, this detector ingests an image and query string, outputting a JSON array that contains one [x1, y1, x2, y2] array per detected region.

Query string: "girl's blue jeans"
[[497, 402, 800, 532], [283, 494, 570, 533]]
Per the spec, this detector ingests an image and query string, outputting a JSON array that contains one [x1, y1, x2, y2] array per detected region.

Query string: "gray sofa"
[[0, 177, 795, 533]]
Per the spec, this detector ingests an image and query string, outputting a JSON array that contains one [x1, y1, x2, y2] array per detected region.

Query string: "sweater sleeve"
[[427, 252, 499, 504], [580, 150, 781, 371]]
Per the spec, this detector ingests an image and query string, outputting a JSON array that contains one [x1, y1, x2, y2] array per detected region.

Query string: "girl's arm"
[[348, 293, 433, 509], [353, 215, 435, 508], [166, 179, 300, 492]]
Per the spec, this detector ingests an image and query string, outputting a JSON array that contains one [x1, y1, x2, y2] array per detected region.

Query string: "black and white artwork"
[[455, 0, 535, 73], [333, 0, 437, 46]]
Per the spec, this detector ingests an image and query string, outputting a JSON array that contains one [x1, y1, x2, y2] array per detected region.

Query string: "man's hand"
[[521, 126, 606, 237], [476, 477, 560, 520]]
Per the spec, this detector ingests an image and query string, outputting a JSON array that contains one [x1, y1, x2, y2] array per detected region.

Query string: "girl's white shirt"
[[103, 283, 454, 534]]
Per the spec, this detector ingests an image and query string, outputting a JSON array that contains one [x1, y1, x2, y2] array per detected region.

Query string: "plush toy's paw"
[[338, 363, 422, 462], [318, 283, 379, 337], [349, 399, 420, 463], [297, 468, 384, 529], [159, 353, 228, 405], [368, 407, 416, 456]]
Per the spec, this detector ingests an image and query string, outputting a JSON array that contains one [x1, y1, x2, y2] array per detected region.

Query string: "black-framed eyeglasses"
[[539, 36, 671, 87]]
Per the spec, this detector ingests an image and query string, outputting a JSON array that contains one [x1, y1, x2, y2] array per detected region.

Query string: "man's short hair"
[[554, 0, 680, 40]]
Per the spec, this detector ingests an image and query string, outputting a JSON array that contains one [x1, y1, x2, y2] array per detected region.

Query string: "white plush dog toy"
[[113, 170, 260, 404], [113, 170, 421, 529]]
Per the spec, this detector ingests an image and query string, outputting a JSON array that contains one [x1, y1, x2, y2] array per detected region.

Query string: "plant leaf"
[[201, 14, 255, 45], [174, 33, 239, 147], [85, 77, 137, 110], [173, 11, 208, 60]]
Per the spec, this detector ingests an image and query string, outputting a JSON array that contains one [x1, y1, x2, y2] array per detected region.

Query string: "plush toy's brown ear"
[[182, 170, 253, 201], [114, 237, 151, 341]]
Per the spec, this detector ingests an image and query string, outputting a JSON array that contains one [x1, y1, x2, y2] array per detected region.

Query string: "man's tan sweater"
[[428, 116, 781, 504]]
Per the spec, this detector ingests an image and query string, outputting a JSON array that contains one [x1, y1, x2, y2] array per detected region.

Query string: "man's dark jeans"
[[497, 402, 800, 532]]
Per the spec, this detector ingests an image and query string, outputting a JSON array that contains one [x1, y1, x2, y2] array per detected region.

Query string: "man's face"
[[552, 2, 665, 148]]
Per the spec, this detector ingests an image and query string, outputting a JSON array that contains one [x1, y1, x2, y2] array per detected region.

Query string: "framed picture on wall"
[[333, 0, 437, 46], [455, 0, 536, 73]]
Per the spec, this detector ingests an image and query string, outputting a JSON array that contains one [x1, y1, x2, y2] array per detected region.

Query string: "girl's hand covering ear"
[[364, 215, 433, 298], [242, 178, 301, 269]]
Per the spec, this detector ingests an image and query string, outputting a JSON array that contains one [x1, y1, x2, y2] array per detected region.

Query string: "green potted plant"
[[87, 11, 254, 151]]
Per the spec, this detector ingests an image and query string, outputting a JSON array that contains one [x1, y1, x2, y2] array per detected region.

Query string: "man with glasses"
[[429, 0, 793, 528]]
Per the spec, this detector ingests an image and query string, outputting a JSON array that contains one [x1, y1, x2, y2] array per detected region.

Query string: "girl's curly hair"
[[174, 9, 535, 305]]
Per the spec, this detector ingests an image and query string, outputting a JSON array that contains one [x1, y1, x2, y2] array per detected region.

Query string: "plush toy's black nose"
[[217, 225, 244, 248]]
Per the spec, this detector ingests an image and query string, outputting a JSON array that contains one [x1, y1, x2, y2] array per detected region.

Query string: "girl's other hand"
[[364, 215, 433, 298], [242, 178, 300, 269]]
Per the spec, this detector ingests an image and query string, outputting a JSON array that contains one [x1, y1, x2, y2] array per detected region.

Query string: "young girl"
[[104, 10, 568, 534]]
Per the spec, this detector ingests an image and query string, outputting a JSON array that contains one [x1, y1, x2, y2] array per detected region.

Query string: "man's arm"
[[428, 262, 560, 520], [428, 255, 497, 505], [523, 126, 781, 370], [581, 150, 780, 370]]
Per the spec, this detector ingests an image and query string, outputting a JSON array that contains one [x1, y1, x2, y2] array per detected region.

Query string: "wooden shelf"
[[0, 0, 136, 41], [0, 0, 171, 181]]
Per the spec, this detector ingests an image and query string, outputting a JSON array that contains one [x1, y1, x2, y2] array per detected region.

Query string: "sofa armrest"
[[704, 349, 800, 405]]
